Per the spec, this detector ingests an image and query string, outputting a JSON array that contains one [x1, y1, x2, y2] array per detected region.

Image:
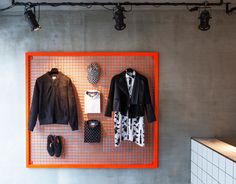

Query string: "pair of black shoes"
[[47, 135, 62, 157]]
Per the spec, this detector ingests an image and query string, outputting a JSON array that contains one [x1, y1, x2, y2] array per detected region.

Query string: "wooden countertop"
[[192, 138, 236, 163]]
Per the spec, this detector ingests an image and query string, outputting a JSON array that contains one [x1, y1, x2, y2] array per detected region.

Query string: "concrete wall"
[[0, 10, 235, 184]]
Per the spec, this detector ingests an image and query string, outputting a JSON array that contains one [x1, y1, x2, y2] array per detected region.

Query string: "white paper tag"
[[52, 76, 57, 80]]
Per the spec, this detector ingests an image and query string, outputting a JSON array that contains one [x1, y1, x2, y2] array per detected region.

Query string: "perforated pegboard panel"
[[26, 52, 158, 168]]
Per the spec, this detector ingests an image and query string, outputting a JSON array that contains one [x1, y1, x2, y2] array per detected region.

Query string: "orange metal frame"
[[25, 52, 159, 169]]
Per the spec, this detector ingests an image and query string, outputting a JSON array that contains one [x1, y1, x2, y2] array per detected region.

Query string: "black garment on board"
[[105, 71, 156, 123], [28, 71, 78, 131], [84, 120, 101, 143]]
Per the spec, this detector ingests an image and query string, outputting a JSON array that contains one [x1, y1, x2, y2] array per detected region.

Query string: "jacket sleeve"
[[28, 79, 40, 131], [68, 79, 79, 131], [144, 78, 156, 123], [105, 76, 115, 117]]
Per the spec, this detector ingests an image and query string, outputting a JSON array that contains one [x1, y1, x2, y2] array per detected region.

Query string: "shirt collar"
[[85, 90, 99, 99], [47, 71, 61, 81], [125, 70, 136, 79]]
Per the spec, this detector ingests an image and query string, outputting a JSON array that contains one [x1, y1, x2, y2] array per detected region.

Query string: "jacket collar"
[[46, 71, 62, 83], [118, 70, 140, 104]]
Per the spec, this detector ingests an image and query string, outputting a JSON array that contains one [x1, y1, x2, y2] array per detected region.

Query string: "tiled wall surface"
[[191, 139, 236, 184]]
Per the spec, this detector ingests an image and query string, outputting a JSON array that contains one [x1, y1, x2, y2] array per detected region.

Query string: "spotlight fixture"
[[198, 9, 212, 31], [113, 5, 126, 31], [226, 3, 236, 14], [198, 2, 211, 31], [24, 8, 41, 31]]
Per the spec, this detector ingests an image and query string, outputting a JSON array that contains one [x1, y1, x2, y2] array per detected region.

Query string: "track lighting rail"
[[0, 0, 235, 14], [8, 0, 226, 7], [0, 0, 234, 32], [12, 0, 224, 7]]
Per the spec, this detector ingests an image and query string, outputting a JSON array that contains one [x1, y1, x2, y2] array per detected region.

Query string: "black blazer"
[[105, 71, 156, 123], [28, 72, 78, 131]]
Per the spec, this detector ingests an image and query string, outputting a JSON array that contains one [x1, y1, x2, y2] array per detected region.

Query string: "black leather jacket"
[[28, 72, 78, 131], [105, 71, 156, 122]]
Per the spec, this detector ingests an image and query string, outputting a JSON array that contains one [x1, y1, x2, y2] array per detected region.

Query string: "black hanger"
[[49, 68, 59, 75], [126, 68, 133, 73], [126, 68, 135, 78]]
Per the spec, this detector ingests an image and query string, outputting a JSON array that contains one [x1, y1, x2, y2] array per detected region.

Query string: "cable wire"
[[38, 4, 40, 22], [101, 5, 114, 11], [152, 5, 161, 8], [0, 4, 15, 12]]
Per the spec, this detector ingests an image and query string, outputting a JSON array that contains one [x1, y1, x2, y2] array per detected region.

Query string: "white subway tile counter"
[[191, 138, 236, 184]]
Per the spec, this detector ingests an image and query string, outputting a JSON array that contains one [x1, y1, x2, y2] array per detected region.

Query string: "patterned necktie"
[[128, 77, 132, 95]]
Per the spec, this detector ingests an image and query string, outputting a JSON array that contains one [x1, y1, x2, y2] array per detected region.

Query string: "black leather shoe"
[[54, 136, 62, 157], [47, 135, 55, 156]]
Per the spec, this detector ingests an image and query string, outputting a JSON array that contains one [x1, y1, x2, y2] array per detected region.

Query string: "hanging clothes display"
[[84, 90, 101, 114], [28, 69, 78, 131], [105, 69, 156, 147]]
